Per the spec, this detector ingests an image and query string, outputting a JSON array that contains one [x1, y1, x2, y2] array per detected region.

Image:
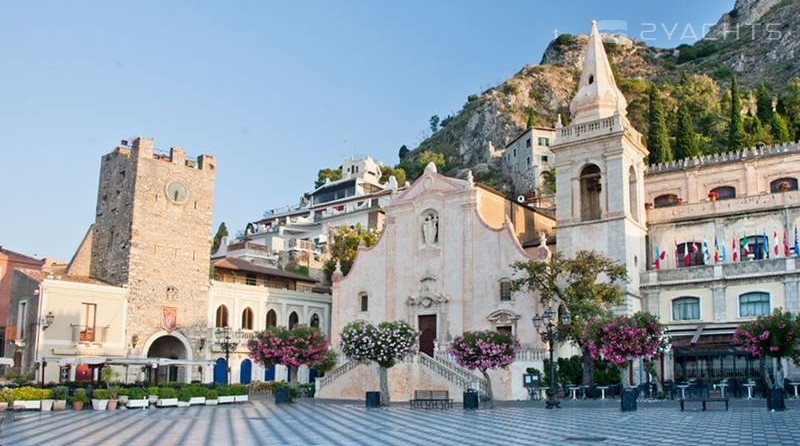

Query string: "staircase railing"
[[317, 359, 362, 390], [420, 353, 487, 395]]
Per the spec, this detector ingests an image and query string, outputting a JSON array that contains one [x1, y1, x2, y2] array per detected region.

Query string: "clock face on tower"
[[165, 181, 189, 204]]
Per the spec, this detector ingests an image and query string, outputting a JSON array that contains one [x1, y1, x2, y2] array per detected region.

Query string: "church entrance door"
[[418, 315, 436, 357]]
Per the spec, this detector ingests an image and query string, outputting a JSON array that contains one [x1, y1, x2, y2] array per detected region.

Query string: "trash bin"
[[274, 386, 290, 404], [365, 391, 381, 408], [767, 388, 786, 411], [463, 389, 479, 410], [620, 387, 638, 412]]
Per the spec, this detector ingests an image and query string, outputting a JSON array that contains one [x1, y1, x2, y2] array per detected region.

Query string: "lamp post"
[[215, 327, 240, 385], [532, 307, 571, 409]]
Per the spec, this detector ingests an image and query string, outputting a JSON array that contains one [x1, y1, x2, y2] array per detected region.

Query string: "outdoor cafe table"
[[677, 384, 690, 399], [713, 382, 729, 398], [790, 382, 800, 398], [568, 386, 581, 400], [597, 386, 610, 400], [743, 382, 756, 399]]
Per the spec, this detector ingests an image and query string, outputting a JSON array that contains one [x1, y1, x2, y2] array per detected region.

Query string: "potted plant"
[[40, 388, 55, 411], [70, 388, 88, 411], [147, 386, 160, 404], [205, 390, 219, 406], [52, 386, 68, 411], [11, 386, 42, 410], [188, 385, 207, 405], [107, 386, 121, 411], [217, 386, 235, 404], [117, 387, 130, 406], [231, 384, 249, 403], [176, 388, 191, 408], [779, 181, 791, 192], [708, 191, 719, 201], [91, 389, 109, 411], [0, 387, 13, 411], [156, 387, 178, 407], [126, 388, 149, 409]]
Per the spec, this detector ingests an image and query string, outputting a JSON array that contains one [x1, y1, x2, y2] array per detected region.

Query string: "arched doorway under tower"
[[147, 334, 189, 383]]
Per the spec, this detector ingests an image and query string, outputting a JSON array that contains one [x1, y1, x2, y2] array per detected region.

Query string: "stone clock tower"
[[550, 21, 649, 312], [90, 137, 216, 375]]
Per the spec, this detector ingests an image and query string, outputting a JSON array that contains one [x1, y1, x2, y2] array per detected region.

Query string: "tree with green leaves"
[[315, 167, 342, 188], [771, 113, 792, 143], [780, 78, 800, 139], [398, 145, 409, 160], [755, 83, 774, 124], [323, 224, 381, 282], [429, 115, 440, 133], [379, 165, 407, 186], [647, 85, 673, 164], [512, 250, 628, 386], [673, 103, 700, 160], [728, 75, 748, 151], [211, 222, 228, 254]]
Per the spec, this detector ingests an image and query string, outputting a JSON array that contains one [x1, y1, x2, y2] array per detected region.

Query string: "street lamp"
[[215, 327, 240, 385], [532, 306, 571, 409]]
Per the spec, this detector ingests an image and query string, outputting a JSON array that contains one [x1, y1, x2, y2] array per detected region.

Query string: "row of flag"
[[653, 227, 800, 270]]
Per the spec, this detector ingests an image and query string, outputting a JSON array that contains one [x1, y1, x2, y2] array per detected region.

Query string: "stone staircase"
[[316, 352, 487, 396]]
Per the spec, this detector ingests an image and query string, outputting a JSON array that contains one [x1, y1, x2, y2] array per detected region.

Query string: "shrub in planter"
[[126, 388, 149, 409], [12, 386, 42, 410], [177, 389, 192, 407], [71, 388, 89, 411], [188, 385, 207, 405], [206, 390, 219, 406], [217, 386, 235, 404], [157, 388, 177, 399], [0, 388, 13, 411], [92, 389, 109, 411], [147, 386, 160, 403], [40, 388, 55, 412]]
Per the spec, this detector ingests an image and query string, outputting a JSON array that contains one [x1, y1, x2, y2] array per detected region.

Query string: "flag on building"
[[702, 239, 710, 264], [721, 244, 727, 262], [732, 237, 739, 262], [683, 243, 690, 267], [795, 227, 800, 257], [741, 234, 749, 258], [784, 228, 790, 257], [714, 236, 720, 263], [762, 229, 769, 259], [773, 230, 780, 257]]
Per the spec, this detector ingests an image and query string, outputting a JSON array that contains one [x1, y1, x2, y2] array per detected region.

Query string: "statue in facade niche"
[[422, 212, 439, 246]]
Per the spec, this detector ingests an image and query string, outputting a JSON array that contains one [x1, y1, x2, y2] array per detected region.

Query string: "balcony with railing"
[[641, 256, 796, 286]]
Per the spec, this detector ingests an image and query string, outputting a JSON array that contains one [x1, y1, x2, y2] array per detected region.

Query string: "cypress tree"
[[755, 83, 773, 124], [771, 113, 792, 143], [727, 75, 747, 151], [211, 222, 228, 254], [647, 85, 673, 164], [674, 103, 700, 160]]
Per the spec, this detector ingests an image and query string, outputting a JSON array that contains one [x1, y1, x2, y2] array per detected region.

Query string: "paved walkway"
[[1, 397, 799, 445]]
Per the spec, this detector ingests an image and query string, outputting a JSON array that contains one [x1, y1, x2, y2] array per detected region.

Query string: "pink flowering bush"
[[339, 320, 418, 405], [248, 325, 329, 371], [584, 312, 668, 386], [449, 330, 520, 408], [733, 308, 800, 387]]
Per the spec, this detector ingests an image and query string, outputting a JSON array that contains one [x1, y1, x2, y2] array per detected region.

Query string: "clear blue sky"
[[0, 0, 733, 260]]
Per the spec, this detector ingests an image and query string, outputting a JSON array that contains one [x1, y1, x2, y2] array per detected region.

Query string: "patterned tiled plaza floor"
[[1, 397, 799, 445]]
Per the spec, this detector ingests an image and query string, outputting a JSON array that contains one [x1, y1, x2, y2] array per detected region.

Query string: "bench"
[[409, 390, 453, 410], [679, 397, 729, 411]]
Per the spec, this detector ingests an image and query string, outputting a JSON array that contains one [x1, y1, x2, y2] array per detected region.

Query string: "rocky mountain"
[[404, 0, 800, 193]]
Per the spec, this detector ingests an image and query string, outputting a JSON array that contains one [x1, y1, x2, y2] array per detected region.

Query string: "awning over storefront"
[[57, 357, 107, 367]]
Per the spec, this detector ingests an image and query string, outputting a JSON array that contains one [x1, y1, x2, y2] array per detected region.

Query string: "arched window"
[[710, 186, 736, 200], [241, 307, 253, 330], [310, 313, 320, 328], [628, 166, 639, 220], [676, 241, 705, 267], [654, 194, 678, 208], [739, 292, 770, 317], [770, 177, 798, 193], [672, 297, 700, 320], [360, 293, 369, 312], [266, 309, 277, 328], [580, 164, 602, 221], [289, 312, 299, 329], [215, 305, 229, 328]]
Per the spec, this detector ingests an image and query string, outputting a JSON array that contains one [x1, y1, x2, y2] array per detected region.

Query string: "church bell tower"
[[550, 21, 649, 312]]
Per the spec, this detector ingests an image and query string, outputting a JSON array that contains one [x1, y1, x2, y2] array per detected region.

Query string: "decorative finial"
[[424, 162, 438, 174], [466, 170, 474, 187], [555, 113, 563, 129], [331, 260, 344, 283]]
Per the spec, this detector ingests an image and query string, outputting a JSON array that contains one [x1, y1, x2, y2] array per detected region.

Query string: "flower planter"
[[92, 399, 109, 411], [126, 399, 149, 409], [13, 400, 41, 410], [53, 400, 67, 411], [234, 395, 249, 403], [107, 399, 119, 411], [119, 396, 129, 406], [176, 401, 190, 408], [72, 401, 85, 411], [218, 395, 235, 404], [40, 399, 54, 412], [156, 398, 178, 408], [189, 397, 206, 406], [205, 399, 219, 406], [0, 402, 7, 412], [148, 395, 159, 404]]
